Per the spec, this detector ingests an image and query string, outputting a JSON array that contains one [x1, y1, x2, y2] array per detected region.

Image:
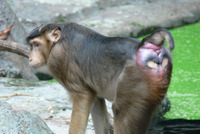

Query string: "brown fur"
[[26, 23, 174, 134]]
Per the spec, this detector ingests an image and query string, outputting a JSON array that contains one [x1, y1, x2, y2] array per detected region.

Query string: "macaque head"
[[26, 24, 62, 69]]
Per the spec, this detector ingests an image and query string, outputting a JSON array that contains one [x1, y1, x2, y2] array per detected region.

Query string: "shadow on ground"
[[149, 119, 200, 134]]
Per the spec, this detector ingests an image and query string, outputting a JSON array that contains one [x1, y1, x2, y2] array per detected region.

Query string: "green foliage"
[[60, 17, 66, 22], [131, 22, 145, 28], [84, 23, 96, 28], [48, 79, 57, 83]]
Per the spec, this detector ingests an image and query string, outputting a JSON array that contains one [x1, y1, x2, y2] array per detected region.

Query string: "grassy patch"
[[164, 22, 200, 119], [48, 79, 57, 83], [60, 17, 66, 23]]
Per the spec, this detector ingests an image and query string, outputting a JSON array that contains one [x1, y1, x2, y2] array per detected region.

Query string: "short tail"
[[138, 29, 175, 51]]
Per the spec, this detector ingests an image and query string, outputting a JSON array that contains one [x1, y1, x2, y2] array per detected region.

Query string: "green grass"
[[131, 22, 145, 28], [164, 22, 200, 119], [48, 79, 57, 83]]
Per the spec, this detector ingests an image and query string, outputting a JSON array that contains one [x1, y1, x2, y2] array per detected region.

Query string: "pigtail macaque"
[[1, 23, 174, 134]]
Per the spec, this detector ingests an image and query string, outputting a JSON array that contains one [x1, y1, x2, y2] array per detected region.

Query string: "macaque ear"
[[50, 28, 61, 43]]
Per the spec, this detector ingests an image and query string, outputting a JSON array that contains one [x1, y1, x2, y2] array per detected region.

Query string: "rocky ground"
[[0, 78, 199, 133], [0, 78, 101, 133]]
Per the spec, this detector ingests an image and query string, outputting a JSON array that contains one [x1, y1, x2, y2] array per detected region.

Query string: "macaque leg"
[[91, 98, 112, 134], [69, 93, 95, 134], [112, 62, 152, 134], [112, 43, 172, 134]]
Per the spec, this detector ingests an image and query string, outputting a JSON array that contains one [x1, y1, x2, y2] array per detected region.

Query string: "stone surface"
[[0, 78, 94, 133], [0, 101, 53, 134], [0, 77, 170, 134], [0, 54, 21, 78], [7, 0, 200, 37]]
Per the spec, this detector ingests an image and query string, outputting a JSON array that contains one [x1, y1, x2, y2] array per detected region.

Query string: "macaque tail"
[[0, 40, 30, 58], [138, 29, 175, 51]]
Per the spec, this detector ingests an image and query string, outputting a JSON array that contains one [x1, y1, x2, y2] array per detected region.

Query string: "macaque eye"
[[33, 42, 40, 48]]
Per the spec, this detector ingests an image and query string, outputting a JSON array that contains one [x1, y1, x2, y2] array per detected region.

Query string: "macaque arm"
[[0, 40, 30, 58], [112, 61, 163, 134], [112, 62, 150, 134]]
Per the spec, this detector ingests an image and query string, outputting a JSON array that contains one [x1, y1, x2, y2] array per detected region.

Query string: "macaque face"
[[29, 36, 47, 69], [28, 28, 61, 69]]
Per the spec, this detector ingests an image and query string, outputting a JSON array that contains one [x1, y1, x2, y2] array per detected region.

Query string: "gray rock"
[[0, 53, 22, 78], [0, 0, 38, 81], [0, 101, 54, 134]]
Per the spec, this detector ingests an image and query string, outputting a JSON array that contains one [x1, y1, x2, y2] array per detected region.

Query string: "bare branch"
[[0, 40, 30, 58], [0, 24, 15, 40], [0, 93, 33, 101], [0, 93, 33, 98]]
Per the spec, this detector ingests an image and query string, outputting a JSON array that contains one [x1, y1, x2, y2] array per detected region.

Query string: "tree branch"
[[0, 40, 30, 58]]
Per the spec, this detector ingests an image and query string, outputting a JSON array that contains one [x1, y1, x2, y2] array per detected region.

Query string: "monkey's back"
[[62, 23, 140, 95]]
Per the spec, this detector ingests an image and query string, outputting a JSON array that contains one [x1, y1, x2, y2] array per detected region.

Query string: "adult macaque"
[[1, 23, 174, 134]]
